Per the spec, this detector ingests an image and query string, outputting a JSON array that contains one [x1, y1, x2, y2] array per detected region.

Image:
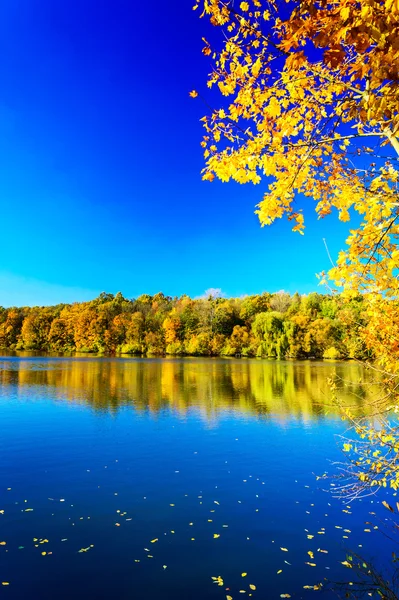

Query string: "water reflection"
[[0, 356, 376, 420]]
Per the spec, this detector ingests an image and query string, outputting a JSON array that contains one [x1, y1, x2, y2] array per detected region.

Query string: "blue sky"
[[0, 0, 352, 307]]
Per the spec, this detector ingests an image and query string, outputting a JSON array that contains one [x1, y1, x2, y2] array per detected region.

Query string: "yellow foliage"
[[196, 0, 399, 497]]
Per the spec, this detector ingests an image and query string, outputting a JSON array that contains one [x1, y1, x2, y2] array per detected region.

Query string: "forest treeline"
[[0, 290, 371, 359]]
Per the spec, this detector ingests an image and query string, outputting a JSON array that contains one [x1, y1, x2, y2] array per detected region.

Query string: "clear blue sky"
[[0, 0, 351, 307]]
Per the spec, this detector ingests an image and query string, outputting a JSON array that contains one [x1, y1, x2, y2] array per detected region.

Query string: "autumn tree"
[[239, 292, 270, 323], [0, 309, 24, 348], [270, 291, 292, 313], [252, 311, 288, 358], [21, 308, 55, 350], [193, 0, 399, 498]]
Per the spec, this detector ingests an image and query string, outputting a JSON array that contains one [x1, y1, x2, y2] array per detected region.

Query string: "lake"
[[0, 356, 392, 599]]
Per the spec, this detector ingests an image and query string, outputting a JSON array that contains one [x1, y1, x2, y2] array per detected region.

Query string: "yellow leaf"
[[189, 90, 198, 98], [341, 560, 352, 568], [382, 500, 394, 513], [267, 97, 281, 118]]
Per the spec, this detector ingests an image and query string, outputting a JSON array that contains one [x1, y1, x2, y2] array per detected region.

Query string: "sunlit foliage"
[[194, 0, 399, 503], [0, 291, 369, 359]]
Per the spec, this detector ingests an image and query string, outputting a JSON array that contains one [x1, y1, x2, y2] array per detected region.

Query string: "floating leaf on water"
[[382, 501, 394, 513], [280, 547, 288, 552], [249, 584, 256, 590], [277, 570, 282, 574], [150, 539, 158, 543], [213, 534, 220, 539], [241, 573, 247, 577], [1, 582, 9, 586], [341, 561, 352, 568]]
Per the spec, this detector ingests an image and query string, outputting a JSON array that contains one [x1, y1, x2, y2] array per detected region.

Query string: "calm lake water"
[[0, 356, 392, 599]]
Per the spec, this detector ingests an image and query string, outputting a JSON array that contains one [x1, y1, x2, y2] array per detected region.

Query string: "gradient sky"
[[0, 0, 353, 307]]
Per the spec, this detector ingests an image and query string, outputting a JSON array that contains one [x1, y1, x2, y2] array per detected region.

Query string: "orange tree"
[[193, 0, 399, 494]]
